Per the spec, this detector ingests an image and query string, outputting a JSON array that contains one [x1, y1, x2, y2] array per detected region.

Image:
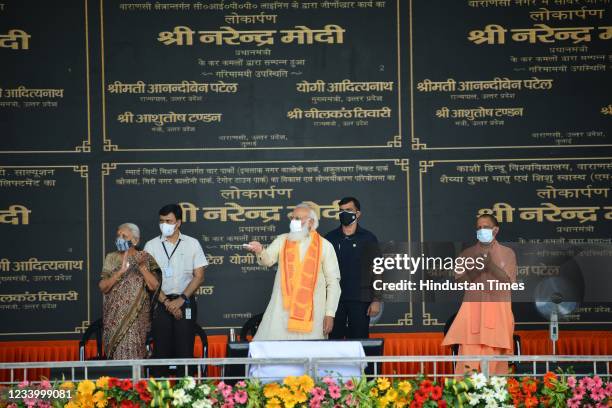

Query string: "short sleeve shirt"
[[144, 232, 208, 294]]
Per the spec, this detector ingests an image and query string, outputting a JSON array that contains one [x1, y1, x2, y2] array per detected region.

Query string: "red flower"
[[108, 378, 121, 388], [438, 400, 447, 408], [419, 379, 433, 394], [120, 400, 136, 408], [413, 390, 426, 404], [120, 379, 133, 391], [430, 385, 442, 401], [135, 380, 148, 393], [409, 401, 421, 408], [139, 391, 152, 403]]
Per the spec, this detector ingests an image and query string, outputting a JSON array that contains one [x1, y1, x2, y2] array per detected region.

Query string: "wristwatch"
[[180, 293, 190, 304]]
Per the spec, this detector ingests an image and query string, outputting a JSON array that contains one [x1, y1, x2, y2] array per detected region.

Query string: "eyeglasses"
[[289, 215, 308, 221]]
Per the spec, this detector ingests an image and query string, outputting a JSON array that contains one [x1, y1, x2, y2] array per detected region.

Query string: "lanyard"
[[161, 239, 181, 261]]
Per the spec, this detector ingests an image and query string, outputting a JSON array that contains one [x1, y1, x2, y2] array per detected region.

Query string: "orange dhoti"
[[457, 344, 510, 376], [442, 241, 517, 376], [443, 301, 514, 375]]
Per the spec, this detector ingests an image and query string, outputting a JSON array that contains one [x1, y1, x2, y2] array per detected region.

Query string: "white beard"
[[287, 228, 309, 242]]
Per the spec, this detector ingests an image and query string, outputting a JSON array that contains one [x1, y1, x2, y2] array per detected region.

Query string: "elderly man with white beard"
[[244, 202, 341, 340]]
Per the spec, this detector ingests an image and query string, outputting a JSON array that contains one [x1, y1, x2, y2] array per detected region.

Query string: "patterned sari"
[[101, 250, 159, 359]]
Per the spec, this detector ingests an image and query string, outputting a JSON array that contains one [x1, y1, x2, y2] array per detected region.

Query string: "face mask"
[[289, 219, 303, 233], [476, 228, 494, 244], [339, 211, 357, 226], [160, 222, 176, 237], [115, 237, 133, 252]]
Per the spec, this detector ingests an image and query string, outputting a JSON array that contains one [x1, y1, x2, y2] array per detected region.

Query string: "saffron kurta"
[[442, 241, 517, 374], [253, 233, 341, 340]]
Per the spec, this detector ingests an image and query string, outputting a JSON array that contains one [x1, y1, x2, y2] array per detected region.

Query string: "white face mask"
[[160, 222, 176, 237], [476, 228, 494, 244], [289, 219, 304, 233]]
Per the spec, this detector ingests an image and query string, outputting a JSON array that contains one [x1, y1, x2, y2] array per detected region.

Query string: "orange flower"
[[524, 395, 538, 408], [543, 372, 557, 389], [521, 378, 537, 394], [507, 378, 520, 394]]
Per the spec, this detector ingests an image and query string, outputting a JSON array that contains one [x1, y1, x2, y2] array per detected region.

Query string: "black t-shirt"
[[325, 225, 381, 302]]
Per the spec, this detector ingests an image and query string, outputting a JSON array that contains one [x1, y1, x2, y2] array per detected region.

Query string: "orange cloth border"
[[280, 232, 322, 333]]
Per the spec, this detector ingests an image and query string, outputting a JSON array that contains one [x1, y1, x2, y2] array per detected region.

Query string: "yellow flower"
[[297, 375, 314, 392], [264, 383, 281, 398], [277, 387, 292, 401], [284, 398, 297, 408], [78, 392, 95, 408], [394, 397, 409, 408], [377, 397, 389, 408], [61, 381, 76, 391], [265, 397, 282, 408], [78, 380, 96, 396], [65, 402, 79, 408], [283, 376, 299, 388], [377, 377, 391, 391], [398, 381, 412, 395], [93, 390, 107, 407], [370, 387, 379, 397], [385, 389, 398, 402], [294, 390, 308, 403], [95, 376, 109, 389]]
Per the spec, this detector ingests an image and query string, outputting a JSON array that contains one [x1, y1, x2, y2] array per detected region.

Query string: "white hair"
[[118, 223, 140, 240], [294, 202, 319, 230]]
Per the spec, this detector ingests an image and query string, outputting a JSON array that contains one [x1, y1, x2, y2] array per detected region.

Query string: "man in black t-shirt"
[[325, 197, 382, 339]]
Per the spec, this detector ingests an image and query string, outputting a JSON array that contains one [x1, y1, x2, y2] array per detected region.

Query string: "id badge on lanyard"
[[162, 239, 181, 279]]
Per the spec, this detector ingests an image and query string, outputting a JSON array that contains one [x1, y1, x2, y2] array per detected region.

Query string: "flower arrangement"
[[444, 373, 512, 408], [1, 372, 609, 408], [565, 375, 611, 408], [507, 376, 540, 407]]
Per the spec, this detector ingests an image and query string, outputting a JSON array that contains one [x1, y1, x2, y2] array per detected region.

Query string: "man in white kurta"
[[246, 203, 341, 340]]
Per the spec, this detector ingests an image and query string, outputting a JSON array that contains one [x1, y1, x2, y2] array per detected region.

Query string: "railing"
[[312, 355, 612, 380], [1, 355, 610, 385]]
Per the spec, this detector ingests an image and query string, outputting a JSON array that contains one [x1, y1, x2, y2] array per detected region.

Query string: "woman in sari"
[[99, 223, 160, 359]]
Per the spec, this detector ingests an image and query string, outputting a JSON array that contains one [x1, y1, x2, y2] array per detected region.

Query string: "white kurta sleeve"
[[321, 239, 341, 317], [257, 234, 285, 267]]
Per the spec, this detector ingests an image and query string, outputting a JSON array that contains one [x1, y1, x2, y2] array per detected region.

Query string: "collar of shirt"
[[160, 231, 184, 245]]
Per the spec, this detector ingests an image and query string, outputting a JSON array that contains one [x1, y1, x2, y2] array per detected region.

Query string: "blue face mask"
[[476, 228, 494, 244], [115, 237, 133, 252]]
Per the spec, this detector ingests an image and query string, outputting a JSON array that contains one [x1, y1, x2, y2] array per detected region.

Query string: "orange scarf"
[[280, 231, 322, 333]]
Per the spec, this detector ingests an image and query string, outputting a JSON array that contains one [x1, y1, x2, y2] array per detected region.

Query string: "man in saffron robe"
[[442, 214, 517, 375], [245, 202, 341, 340]]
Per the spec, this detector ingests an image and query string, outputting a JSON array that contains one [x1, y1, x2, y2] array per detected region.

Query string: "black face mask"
[[339, 211, 357, 226]]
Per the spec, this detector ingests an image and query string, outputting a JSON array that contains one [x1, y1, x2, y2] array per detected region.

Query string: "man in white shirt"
[[245, 202, 341, 340], [144, 204, 208, 376]]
